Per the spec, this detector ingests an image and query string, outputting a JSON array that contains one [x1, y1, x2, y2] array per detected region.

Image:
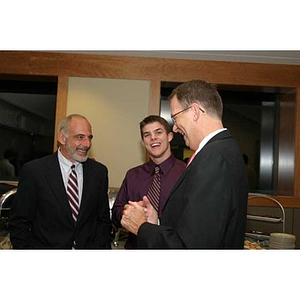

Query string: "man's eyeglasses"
[[171, 106, 205, 124]]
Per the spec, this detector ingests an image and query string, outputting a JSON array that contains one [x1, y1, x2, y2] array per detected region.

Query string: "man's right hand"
[[142, 196, 158, 225]]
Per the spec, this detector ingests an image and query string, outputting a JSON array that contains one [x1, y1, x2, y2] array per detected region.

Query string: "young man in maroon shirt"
[[112, 115, 186, 249]]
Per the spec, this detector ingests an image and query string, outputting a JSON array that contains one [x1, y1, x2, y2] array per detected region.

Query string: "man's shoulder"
[[85, 158, 108, 173], [174, 158, 187, 168], [125, 163, 148, 176], [23, 153, 57, 168], [168, 156, 186, 171]]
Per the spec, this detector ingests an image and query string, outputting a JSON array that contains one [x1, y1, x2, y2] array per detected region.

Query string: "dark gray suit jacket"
[[9, 153, 111, 249], [137, 130, 248, 249]]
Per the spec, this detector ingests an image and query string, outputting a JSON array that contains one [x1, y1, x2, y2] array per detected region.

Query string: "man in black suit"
[[121, 80, 248, 249], [9, 114, 111, 249]]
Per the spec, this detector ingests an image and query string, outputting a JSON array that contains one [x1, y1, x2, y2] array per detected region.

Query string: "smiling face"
[[58, 116, 93, 163], [141, 121, 173, 164]]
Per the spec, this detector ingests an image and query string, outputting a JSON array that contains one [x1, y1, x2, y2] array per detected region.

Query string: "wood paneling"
[[277, 89, 296, 195], [149, 80, 161, 115], [248, 195, 300, 208], [294, 88, 300, 197], [1, 51, 300, 86]]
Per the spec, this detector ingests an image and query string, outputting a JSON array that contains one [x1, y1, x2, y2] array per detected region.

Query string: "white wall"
[[66, 77, 150, 187]]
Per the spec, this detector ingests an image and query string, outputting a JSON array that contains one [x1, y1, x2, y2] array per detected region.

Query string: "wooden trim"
[[149, 80, 161, 115], [276, 89, 296, 195], [142, 80, 162, 162], [1, 51, 300, 87], [294, 88, 300, 197], [248, 195, 300, 208], [53, 75, 68, 151]]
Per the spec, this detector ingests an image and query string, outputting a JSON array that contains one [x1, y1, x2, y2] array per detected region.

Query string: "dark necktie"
[[67, 165, 80, 224], [147, 165, 161, 212]]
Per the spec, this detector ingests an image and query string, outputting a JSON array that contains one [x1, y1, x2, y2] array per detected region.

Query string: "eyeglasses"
[[171, 107, 192, 124], [171, 106, 205, 124]]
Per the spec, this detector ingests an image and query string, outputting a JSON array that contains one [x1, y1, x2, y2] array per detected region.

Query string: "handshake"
[[121, 196, 158, 235]]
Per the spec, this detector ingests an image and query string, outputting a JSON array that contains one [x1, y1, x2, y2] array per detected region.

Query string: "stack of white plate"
[[269, 233, 296, 249]]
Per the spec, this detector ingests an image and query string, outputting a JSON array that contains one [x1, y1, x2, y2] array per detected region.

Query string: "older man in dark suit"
[[121, 80, 248, 249], [9, 114, 111, 249]]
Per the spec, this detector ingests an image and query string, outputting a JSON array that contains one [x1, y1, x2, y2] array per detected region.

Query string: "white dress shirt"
[[195, 128, 227, 156], [57, 148, 83, 206]]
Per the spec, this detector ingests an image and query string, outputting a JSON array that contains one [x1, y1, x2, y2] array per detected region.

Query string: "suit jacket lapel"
[[44, 153, 73, 222], [76, 160, 92, 223], [164, 130, 231, 211]]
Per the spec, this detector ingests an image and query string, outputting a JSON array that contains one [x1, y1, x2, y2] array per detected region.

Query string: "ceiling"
[[66, 50, 300, 65]]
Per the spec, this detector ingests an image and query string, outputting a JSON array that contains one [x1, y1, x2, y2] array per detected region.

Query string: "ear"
[[167, 131, 174, 143], [141, 139, 145, 148], [192, 104, 200, 121], [58, 132, 66, 146]]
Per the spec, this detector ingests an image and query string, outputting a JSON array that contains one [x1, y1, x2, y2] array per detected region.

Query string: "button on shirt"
[[58, 149, 83, 206]]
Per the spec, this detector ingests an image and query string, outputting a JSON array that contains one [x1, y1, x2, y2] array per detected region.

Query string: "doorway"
[[0, 74, 57, 181], [160, 82, 296, 195]]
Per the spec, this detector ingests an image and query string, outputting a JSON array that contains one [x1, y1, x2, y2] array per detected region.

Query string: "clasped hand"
[[121, 196, 158, 235]]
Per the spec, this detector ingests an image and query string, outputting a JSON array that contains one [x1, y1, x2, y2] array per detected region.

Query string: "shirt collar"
[[195, 128, 227, 155], [58, 148, 81, 171], [148, 154, 176, 175]]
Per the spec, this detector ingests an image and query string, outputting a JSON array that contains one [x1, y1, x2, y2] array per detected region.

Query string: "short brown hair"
[[168, 80, 223, 119], [139, 115, 171, 139]]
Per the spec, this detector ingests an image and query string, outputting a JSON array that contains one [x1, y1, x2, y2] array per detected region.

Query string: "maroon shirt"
[[112, 154, 186, 248]]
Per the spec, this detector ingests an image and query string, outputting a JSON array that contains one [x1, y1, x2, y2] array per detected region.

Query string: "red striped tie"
[[67, 165, 79, 249], [147, 166, 161, 212], [67, 165, 80, 223]]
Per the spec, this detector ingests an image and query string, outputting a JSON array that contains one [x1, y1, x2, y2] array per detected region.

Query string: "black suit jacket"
[[9, 153, 111, 249], [137, 130, 248, 249]]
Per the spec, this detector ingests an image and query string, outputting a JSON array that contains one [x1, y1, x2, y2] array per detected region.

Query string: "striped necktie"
[[67, 165, 79, 249], [67, 164, 80, 224], [147, 165, 161, 212]]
